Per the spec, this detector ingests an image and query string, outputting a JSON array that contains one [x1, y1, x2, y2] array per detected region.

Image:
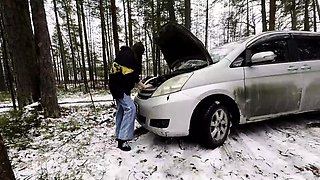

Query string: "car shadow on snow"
[[232, 111, 320, 133]]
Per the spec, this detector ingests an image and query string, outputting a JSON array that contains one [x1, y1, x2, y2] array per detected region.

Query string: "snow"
[[1, 93, 320, 179]]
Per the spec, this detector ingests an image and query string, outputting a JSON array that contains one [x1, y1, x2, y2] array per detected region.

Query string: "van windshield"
[[210, 38, 248, 63]]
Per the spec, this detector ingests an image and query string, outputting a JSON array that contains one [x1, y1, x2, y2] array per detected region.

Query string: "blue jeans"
[[115, 94, 136, 140]]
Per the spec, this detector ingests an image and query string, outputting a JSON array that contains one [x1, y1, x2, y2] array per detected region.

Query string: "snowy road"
[[7, 104, 320, 180]]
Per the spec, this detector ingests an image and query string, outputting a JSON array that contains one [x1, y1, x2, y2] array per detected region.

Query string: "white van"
[[134, 23, 320, 148]]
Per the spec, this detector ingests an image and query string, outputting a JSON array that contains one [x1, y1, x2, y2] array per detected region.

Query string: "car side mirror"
[[251, 51, 277, 64]]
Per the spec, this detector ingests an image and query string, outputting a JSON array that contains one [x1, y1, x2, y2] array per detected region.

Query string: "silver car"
[[134, 23, 320, 149]]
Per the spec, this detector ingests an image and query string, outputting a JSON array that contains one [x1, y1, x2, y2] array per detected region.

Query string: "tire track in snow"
[[233, 128, 307, 179], [220, 131, 281, 179]]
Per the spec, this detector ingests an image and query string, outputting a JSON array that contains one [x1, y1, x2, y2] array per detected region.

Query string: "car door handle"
[[287, 66, 298, 71], [301, 65, 311, 70]]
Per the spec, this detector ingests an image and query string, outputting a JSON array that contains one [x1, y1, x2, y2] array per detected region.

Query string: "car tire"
[[200, 102, 231, 149]]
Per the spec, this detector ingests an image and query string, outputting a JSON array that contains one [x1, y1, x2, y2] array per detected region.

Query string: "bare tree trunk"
[[185, 0, 191, 30], [0, 55, 6, 91], [291, 0, 297, 30], [205, 0, 209, 48], [304, 0, 310, 31], [110, 0, 119, 55], [2, 0, 37, 109], [64, 1, 77, 88], [316, 0, 320, 26], [122, 0, 128, 46], [261, 0, 267, 31], [0, 14, 16, 109], [313, 0, 317, 31], [156, 0, 161, 76], [81, 0, 94, 89], [76, 0, 88, 92], [246, 0, 250, 36], [30, 0, 60, 117], [269, 0, 276, 30], [100, 0, 108, 89], [144, 20, 149, 76], [127, 0, 133, 47], [0, 134, 15, 180], [151, 0, 157, 76], [105, 5, 112, 65], [53, 0, 68, 90], [168, 0, 176, 23], [51, 45, 59, 83]]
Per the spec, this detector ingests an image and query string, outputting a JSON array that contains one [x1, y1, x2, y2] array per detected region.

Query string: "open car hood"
[[157, 23, 213, 69]]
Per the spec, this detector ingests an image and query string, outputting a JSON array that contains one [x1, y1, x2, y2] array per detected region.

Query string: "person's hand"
[[143, 84, 153, 89], [138, 81, 153, 90]]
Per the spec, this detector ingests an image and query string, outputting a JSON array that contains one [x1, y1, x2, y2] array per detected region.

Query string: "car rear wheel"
[[200, 103, 231, 149]]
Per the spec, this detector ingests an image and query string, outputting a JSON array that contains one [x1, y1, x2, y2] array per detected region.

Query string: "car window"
[[210, 39, 247, 63], [250, 40, 289, 65], [296, 38, 320, 61]]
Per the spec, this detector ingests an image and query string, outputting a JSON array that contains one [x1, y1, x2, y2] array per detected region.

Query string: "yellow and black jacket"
[[109, 46, 141, 99]]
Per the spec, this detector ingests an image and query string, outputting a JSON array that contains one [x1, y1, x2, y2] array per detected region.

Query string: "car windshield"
[[173, 59, 207, 71], [210, 38, 248, 63]]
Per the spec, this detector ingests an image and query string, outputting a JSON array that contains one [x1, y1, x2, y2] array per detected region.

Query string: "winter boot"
[[117, 140, 131, 151]]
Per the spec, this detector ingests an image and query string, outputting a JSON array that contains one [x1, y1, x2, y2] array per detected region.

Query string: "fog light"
[[150, 119, 170, 128]]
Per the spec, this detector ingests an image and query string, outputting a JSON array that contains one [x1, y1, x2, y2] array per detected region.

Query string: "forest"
[[0, 0, 320, 179]]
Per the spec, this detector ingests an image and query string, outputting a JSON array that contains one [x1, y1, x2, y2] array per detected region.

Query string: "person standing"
[[109, 42, 150, 151]]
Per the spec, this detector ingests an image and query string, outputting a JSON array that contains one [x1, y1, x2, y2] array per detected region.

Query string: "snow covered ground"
[[1, 93, 320, 179]]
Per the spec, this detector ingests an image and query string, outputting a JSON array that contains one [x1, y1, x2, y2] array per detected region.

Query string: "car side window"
[[230, 52, 245, 68], [296, 38, 320, 61], [250, 40, 289, 65]]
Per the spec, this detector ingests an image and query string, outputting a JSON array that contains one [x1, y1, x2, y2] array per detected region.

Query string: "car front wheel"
[[200, 103, 231, 149]]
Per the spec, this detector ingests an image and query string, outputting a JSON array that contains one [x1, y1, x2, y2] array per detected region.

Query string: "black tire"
[[199, 103, 231, 149]]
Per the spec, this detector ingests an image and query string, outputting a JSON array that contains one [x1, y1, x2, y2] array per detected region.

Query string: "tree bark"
[[312, 0, 317, 31], [0, 134, 15, 180], [0, 55, 6, 91], [100, 0, 108, 88], [127, 0, 133, 47], [0, 14, 16, 109], [76, 0, 88, 92], [151, 0, 157, 76], [205, 0, 209, 48], [168, 0, 176, 23], [316, 0, 320, 26], [304, 0, 310, 31], [81, 0, 94, 89], [246, 0, 250, 36], [291, 0, 297, 30], [122, 0, 128, 46], [261, 0, 267, 31], [51, 45, 59, 83], [30, 0, 60, 117], [185, 0, 191, 30], [2, 0, 38, 109], [156, 0, 161, 76], [104, 5, 112, 65], [269, 0, 276, 30], [110, 0, 119, 55], [53, 0, 68, 90], [144, 24, 149, 76], [64, 1, 77, 87]]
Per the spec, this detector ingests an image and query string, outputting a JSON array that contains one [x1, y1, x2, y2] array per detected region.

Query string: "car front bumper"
[[134, 91, 199, 137]]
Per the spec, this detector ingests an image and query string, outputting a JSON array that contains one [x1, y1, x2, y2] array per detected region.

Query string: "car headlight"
[[152, 72, 193, 97]]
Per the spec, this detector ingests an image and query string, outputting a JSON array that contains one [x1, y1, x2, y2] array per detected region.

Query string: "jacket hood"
[[157, 23, 213, 69]]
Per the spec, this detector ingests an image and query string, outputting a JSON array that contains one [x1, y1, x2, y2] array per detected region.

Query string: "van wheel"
[[200, 103, 231, 149]]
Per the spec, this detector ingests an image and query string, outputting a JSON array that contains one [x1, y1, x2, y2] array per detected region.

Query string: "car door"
[[293, 35, 320, 112], [244, 34, 303, 120]]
